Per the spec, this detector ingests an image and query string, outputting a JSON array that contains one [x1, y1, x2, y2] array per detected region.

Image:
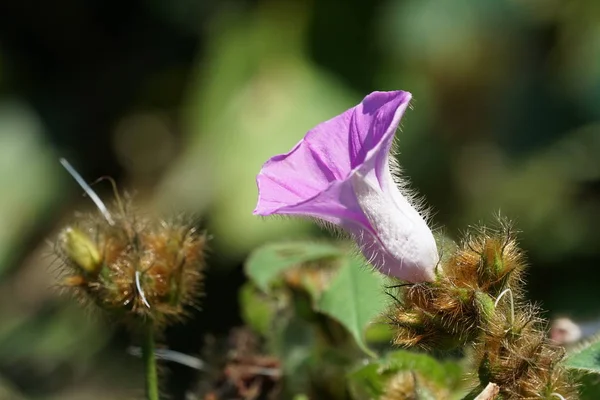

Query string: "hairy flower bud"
[[254, 91, 439, 282], [58, 227, 102, 274], [55, 162, 207, 329]]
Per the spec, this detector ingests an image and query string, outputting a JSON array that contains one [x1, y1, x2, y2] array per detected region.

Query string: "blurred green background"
[[0, 0, 598, 398]]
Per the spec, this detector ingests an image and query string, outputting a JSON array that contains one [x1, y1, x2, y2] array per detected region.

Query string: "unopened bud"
[[475, 291, 495, 323], [59, 227, 102, 274], [393, 312, 424, 330], [481, 241, 503, 278]]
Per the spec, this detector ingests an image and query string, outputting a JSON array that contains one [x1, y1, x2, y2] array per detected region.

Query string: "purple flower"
[[253, 91, 439, 282]]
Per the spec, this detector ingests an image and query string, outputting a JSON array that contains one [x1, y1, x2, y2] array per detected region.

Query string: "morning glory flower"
[[253, 91, 439, 282]]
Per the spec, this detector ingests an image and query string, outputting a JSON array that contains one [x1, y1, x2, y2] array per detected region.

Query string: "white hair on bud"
[[390, 124, 435, 228]]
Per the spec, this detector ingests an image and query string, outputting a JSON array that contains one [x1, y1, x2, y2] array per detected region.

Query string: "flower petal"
[[253, 90, 439, 283], [254, 91, 411, 215], [257, 176, 373, 230], [349, 91, 411, 174], [253, 109, 353, 215]]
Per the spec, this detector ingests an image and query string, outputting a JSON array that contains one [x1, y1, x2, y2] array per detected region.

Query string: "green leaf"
[[317, 257, 388, 356], [246, 241, 343, 292], [238, 282, 276, 335], [348, 350, 463, 399], [364, 321, 394, 344], [273, 314, 317, 395], [576, 371, 600, 400], [564, 337, 600, 373]]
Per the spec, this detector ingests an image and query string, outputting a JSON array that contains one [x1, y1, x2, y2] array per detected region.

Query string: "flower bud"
[[59, 227, 102, 274], [254, 91, 439, 282]]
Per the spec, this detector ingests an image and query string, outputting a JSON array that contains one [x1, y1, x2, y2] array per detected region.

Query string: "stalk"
[[142, 326, 159, 400]]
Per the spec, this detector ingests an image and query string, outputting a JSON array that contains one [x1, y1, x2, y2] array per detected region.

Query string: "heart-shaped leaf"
[[348, 350, 463, 399], [246, 241, 343, 292], [317, 257, 388, 356], [564, 336, 600, 373]]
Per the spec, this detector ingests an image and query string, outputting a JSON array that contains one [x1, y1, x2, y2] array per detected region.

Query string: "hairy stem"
[[143, 326, 159, 400]]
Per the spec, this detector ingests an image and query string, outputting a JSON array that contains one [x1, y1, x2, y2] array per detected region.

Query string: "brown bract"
[[56, 200, 206, 329], [388, 221, 576, 398]]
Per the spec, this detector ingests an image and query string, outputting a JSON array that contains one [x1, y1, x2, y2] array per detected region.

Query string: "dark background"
[[0, 0, 598, 398]]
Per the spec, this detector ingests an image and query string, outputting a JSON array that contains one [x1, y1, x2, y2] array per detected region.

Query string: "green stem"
[[142, 326, 159, 400]]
